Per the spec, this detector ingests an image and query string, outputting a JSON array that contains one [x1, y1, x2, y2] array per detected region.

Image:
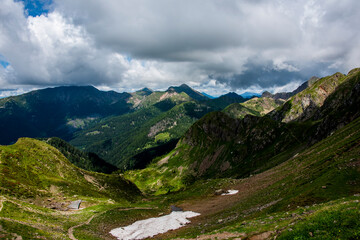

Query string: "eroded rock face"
[[270, 72, 347, 123]]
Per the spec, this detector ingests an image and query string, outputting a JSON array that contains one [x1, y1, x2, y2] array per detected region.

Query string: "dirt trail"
[[0, 197, 4, 212], [68, 207, 154, 240]]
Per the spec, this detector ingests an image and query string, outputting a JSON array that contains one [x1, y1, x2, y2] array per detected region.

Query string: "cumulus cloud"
[[0, 0, 359, 94]]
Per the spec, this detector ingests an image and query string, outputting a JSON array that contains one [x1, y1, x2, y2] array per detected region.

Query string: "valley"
[[0, 68, 359, 239]]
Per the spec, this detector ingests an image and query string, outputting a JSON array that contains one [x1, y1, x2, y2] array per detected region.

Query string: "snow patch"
[[221, 190, 239, 195], [110, 211, 200, 240]]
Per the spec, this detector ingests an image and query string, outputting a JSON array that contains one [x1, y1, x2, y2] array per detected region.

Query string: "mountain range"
[[0, 68, 359, 239]]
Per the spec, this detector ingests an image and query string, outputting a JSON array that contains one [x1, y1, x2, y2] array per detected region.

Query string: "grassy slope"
[[45, 137, 118, 174], [223, 97, 284, 119], [223, 102, 261, 119], [0, 138, 140, 201], [270, 69, 360, 123], [0, 138, 143, 239]]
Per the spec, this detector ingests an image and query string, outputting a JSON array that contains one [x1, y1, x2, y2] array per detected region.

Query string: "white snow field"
[[110, 211, 200, 240], [221, 190, 239, 195]]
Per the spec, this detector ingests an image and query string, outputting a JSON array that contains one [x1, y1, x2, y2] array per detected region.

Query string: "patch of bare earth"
[[154, 161, 292, 239]]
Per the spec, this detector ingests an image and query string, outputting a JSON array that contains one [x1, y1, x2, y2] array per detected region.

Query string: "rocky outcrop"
[[269, 72, 347, 122]]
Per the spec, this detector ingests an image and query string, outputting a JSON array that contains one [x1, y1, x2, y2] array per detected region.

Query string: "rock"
[[249, 231, 274, 240], [215, 189, 226, 195], [170, 205, 183, 212], [68, 200, 82, 210]]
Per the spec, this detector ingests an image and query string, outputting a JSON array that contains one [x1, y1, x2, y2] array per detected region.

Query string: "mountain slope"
[[269, 70, 359, 122], [45, 137, 118, 174], [223, 97, 284, 119], [0, 86, 132, 144], [0, 138, 140, 201]]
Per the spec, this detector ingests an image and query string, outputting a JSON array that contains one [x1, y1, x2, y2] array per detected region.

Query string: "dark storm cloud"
[[213, 60, 338, 90], [214, 63, 303, 90]]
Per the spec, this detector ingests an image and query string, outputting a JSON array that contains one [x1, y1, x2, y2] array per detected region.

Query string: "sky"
[[0, 0, 359, 97]]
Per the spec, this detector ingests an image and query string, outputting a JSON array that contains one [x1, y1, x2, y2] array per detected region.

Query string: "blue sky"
[[0, 55, 9, 68], [17, 0, 52, 16]]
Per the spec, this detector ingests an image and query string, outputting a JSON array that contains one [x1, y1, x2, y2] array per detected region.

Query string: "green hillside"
[[71, 100, 216, 169], [0, 138, 140, 201], [0, 86, 132, 144], [45, 137, 118, 174], [223, 97, 284, 119], [270, 69, 360, 122]]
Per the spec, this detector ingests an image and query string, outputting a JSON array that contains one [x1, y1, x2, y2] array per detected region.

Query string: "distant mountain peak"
[[166, 84, 208, 101], [136, 87, 153, 96]]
